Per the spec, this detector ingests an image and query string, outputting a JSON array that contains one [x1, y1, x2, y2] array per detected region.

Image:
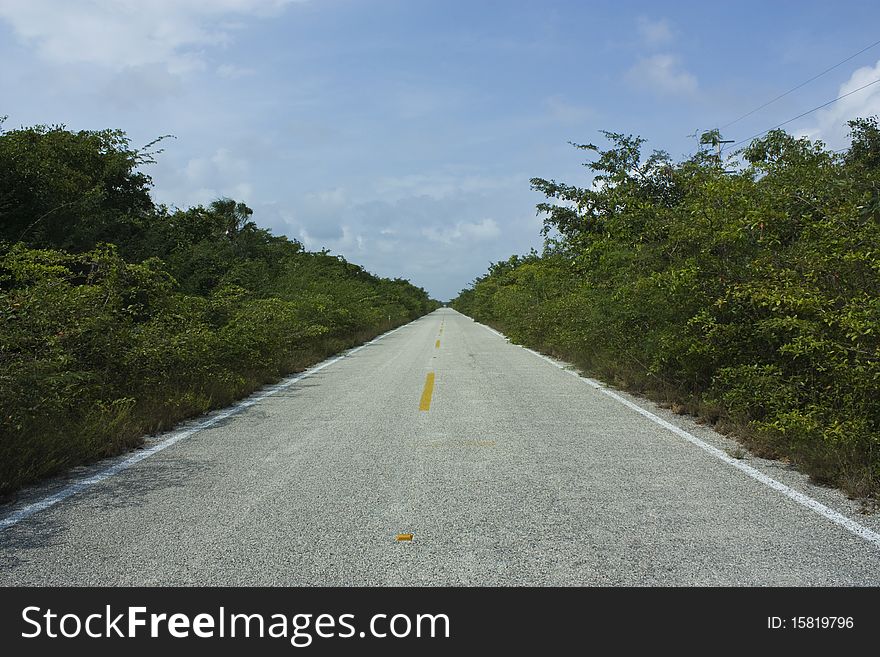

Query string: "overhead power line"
[[723, 76, 880, 151], [720, 36, 880, 130]]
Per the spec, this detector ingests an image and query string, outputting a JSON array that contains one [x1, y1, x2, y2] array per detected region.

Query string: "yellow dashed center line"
[[435, 339, 440, 348], [419, 372, 435, 411]]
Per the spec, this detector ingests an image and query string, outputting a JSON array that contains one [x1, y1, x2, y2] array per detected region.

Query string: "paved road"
[[2, 308, 880, 585]]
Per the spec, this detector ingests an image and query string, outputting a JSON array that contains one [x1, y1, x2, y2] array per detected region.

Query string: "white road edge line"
[[473, 319, 880, 550], [0, 321, 412, 531]]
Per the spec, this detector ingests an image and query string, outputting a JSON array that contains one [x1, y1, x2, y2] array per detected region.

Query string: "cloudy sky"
[[2, 0, 880, 299]]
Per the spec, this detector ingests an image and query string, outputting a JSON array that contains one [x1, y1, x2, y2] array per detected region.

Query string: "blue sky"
[[3, 0, 880, 299]]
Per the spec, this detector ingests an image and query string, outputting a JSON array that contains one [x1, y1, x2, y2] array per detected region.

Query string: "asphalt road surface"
[[2, 308, 880, 585]]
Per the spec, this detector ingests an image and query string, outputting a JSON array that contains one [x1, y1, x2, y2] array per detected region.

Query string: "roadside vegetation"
[[0, 121, 437, 496], [453, 120, 880, 500]]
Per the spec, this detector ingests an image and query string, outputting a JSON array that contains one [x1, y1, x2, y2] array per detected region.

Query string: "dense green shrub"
[[0, 123, 437, 496], [454, 120, 880, 499]]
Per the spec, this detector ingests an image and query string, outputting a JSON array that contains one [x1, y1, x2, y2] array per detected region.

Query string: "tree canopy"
[[0, 122, 438, 496], [454, 119, 880, 499]]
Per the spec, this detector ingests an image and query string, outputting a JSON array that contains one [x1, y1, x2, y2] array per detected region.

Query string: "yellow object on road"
[[419, 372, 435, 411]]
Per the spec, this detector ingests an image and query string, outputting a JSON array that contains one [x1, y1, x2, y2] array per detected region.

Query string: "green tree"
[[0, 124, 158, 251]]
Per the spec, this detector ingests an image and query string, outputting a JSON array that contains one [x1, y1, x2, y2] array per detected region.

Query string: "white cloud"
[[103, 64, 184, 108], [186, 148, 249, 181], [543, 95, 594, 124], [0, 0, 299, 73], [626, 53, 698, 96], [256, 182, 543, 299], [422, 218, 501, 245], [374, 173, 523, 201], [798, 58, 880, 148], [217, 63, 257, 79], [154, 147, 254, 208], [636, 16, 674, 47], [391, 86, 465, 120], [298, 224, 355, 251], [305, 186, 348, 209]]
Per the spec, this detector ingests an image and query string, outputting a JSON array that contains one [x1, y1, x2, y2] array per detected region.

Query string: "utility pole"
[[715, 138, 734, 159], [699, 129, 732, 159], [717, 138, 738, 174], [699, 129, 737, 173]]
